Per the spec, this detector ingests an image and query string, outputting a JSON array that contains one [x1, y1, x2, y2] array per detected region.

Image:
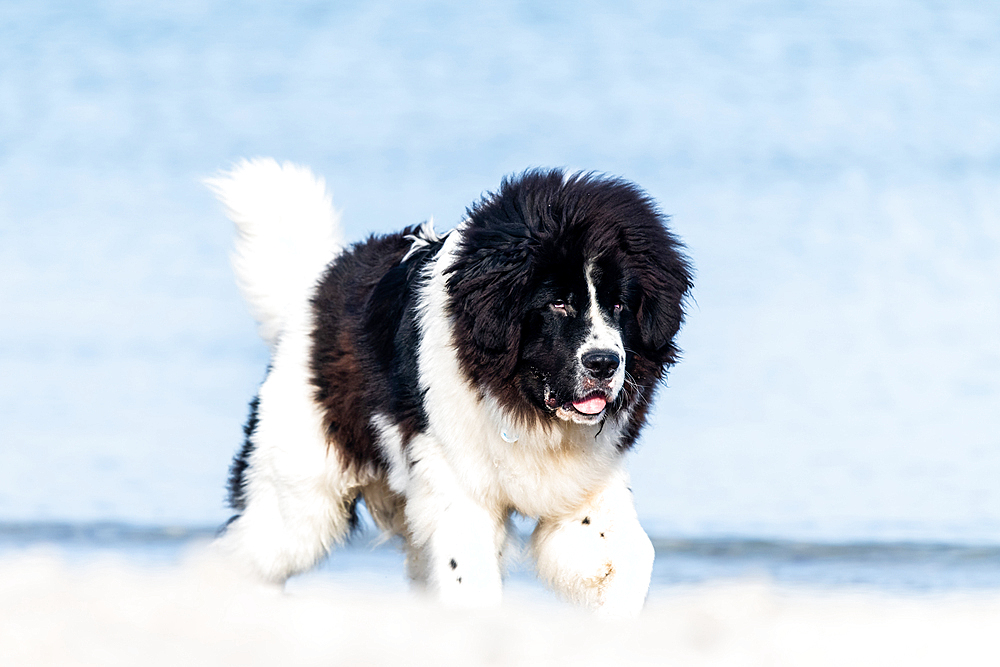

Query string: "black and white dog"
[[209, 160, 691, 617]]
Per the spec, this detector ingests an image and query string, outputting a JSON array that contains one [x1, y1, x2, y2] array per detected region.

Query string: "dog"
[[208, 159, 692, 617]]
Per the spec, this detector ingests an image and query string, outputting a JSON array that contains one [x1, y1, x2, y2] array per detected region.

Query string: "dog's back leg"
[[215, 323, 361, 584]]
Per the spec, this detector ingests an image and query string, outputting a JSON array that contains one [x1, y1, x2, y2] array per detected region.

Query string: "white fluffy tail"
[[206, 159, 344, 349]]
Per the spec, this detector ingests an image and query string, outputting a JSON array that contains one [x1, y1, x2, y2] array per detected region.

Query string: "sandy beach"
[[3, 548, 999, 667]]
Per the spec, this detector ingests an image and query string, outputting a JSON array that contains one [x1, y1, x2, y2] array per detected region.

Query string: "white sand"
[[2, 548, 999, 667]]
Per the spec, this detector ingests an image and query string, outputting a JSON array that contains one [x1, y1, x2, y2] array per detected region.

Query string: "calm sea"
[[4, 522, 1000, 597]]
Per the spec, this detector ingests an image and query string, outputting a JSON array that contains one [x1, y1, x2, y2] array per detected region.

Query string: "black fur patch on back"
[[359, 239, 436, 443], [310, 227, 440, 471], [227, 394, 259, 511]]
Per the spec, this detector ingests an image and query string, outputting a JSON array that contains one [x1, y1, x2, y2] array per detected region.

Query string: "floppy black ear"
[[445, 238, 535, 378], [635, 248, 693, 366]]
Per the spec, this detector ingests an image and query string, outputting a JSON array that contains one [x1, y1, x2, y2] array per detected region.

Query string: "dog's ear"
[[445, 239, 534, 378], [634, 247, 693, 366]]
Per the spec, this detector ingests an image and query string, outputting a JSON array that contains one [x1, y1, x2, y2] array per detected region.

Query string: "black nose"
[[581, 350, 620, 379]]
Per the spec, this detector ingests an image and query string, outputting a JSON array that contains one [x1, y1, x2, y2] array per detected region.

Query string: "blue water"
[[2, 0, 999, 544], [5, 522, 1000, 596]]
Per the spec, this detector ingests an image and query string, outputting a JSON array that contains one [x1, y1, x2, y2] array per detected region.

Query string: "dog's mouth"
[[554, 392, 611, 424], [570, 394, 608, 415], [542, 377, 617, 425]]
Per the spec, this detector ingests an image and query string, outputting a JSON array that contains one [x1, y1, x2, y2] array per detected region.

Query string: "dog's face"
[[446, 169, 692, 437], [519, 259, 628, 425]]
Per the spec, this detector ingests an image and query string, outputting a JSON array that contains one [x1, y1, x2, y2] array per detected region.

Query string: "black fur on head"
[[445, 169, 692, 436]]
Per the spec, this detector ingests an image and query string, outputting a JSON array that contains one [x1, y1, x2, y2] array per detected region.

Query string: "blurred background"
[[2, 0, 998, 548]]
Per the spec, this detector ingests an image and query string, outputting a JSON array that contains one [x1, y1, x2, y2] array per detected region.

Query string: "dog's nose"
[[581, 350, 620, 379]]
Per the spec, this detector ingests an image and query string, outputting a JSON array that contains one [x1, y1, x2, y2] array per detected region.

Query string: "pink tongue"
[[572, 396, 607, 415]]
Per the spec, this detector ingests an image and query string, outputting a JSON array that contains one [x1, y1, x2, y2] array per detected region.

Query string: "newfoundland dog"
[[208, 159, 691, 617]]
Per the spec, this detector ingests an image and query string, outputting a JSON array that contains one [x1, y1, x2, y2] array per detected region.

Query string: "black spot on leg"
[[457, 577, 462, 583], [449, 558, 457, 570], [582, 517, 591, 525], [600, 532, 605, 538]]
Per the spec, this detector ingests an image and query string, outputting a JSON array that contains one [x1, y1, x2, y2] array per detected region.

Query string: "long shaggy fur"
[[205, 159, 344, 349], [211, 161, 692, 617]]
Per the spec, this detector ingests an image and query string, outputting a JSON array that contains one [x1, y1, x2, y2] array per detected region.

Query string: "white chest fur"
[[411, 231, 625, 519]]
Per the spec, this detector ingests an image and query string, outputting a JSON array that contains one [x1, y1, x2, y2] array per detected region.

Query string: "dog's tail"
[[206, 159, 344, 349]]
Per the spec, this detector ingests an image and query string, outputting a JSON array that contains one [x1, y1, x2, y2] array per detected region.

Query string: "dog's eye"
[[612, 303, 623, 314], [550, 299, 576, 316]]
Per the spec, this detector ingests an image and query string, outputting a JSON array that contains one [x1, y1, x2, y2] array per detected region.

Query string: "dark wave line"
[[650, 537, 1000, 564], [3, 521, 1000, 565], [0, 521, 218, 544]]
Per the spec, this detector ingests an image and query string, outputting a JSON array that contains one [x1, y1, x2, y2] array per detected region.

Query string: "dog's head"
[[446, 170, 692, 433]]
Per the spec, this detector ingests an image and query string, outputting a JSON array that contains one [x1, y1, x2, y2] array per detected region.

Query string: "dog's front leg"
[[531, 469, 654, 618], [403, 441, 506, 607]]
